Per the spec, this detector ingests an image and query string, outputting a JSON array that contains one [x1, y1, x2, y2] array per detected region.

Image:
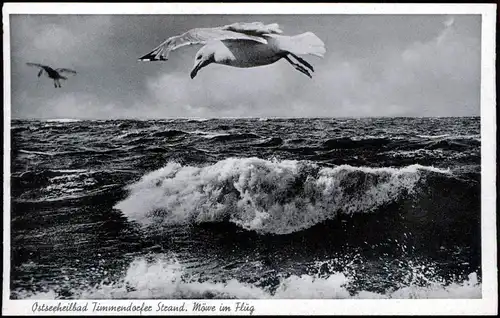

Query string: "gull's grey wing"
[[56, 68, 77, 75], [138, 27, 269, 61], [221, 22, 283, 36]]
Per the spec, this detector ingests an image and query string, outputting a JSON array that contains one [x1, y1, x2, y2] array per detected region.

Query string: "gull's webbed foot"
[[289, 53, 314, 73], [284, 55, 312, 79]]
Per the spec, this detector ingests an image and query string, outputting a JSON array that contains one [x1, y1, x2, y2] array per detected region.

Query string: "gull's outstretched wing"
[[56, 68, 77, 75], [221, 22, 283, 36], [138, 23, 280, 62]]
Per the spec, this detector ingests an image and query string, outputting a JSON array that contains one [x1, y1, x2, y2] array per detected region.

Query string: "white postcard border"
[[2, 2, 497, 316]]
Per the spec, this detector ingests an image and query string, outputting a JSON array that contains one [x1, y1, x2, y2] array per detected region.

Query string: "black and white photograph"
[[2, 3, 497, 316]]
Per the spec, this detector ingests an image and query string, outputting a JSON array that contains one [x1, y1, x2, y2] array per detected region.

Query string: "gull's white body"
[[138, 22, 326, 78], [207, 39, 282, 68]]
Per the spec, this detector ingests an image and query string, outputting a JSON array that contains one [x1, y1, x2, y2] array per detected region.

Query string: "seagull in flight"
[[26, 63, 77, 88], [138, 22, 326, 79]]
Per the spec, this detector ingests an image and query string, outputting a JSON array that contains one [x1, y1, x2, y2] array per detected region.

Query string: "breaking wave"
[[12, 255, 481, 300], [115, 157, 450, 234]]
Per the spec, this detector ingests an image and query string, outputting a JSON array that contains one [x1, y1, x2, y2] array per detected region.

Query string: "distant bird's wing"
[[27, 62, 46, 68], [56, 68, 77, 75], [26, 62, 52, 71], [138, 24, 275, 61]]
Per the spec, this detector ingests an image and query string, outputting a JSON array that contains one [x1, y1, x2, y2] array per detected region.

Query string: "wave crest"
[[115, 158, 450, 234], [13, 255, 481, 300]]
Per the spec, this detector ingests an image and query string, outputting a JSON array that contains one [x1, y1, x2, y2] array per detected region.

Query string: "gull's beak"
[[190, 58, 211, 79], [190, 61, 203, 79]]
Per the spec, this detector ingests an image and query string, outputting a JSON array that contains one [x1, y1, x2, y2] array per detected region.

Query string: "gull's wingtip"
[[138, 57, 168, 62], [137, 52, 168, 62]]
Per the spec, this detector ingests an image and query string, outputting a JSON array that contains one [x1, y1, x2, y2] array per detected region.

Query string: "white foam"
[[186, 118, 209, 122], [19, 149, 56, 156], [417, 134, 450, 139], [45, 118, 82, 123], [115, 158, 451, 234], [189, 130, 230, 139], [417, 134, 481, 141], [13, 255, 481, 300]]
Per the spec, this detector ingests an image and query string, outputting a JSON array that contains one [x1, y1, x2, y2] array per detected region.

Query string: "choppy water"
[[10, 117, 481, 299]]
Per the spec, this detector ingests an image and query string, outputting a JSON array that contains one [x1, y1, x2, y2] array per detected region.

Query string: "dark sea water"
[[10, 117, 482, 299]]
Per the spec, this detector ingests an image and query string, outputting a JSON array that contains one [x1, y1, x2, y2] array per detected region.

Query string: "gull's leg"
[[291, 61, 312, 78], [284, 55, 312, 78], [284, 55, 311, 77], [288, 52, 314, 73], [54, 80, 57, 88], [295, 65, 312, 78]]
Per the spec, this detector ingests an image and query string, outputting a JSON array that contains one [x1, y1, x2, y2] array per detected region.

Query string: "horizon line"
[[10, 115, 481, 121]]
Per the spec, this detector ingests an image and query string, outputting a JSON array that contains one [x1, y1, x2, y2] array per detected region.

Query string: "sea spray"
[[115, 157, 450, 234], [15, 254, 481, 300]]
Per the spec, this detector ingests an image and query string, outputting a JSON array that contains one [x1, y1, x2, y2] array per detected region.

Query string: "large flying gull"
[[26, 63, 77, 88], [138, 22, 326, 79]]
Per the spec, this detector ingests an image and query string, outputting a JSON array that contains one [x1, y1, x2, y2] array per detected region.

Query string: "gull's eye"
[[196, 55, 201, 60]]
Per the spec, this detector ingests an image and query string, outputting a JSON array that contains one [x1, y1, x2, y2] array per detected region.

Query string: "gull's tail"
[[278, 32, 326, 58]]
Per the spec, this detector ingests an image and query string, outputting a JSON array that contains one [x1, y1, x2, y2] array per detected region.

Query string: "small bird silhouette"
[[26, 63, 77, 88]]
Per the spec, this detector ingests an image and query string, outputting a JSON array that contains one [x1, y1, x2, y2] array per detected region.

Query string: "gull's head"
[[190, 48, 215, 79]]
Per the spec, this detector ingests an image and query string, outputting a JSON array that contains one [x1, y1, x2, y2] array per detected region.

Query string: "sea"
[[9, 117, 482, 299]]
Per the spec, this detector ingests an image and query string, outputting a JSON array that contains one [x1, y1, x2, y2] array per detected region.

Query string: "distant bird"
[[138, 22, 326, 79], [26, 63, 77, 88]]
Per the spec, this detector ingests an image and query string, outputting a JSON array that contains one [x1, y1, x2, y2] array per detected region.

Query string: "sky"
[[8, 14, 482, 119]]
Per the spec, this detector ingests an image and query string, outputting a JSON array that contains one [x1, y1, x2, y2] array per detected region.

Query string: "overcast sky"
[[9, 14, 481, 119]]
